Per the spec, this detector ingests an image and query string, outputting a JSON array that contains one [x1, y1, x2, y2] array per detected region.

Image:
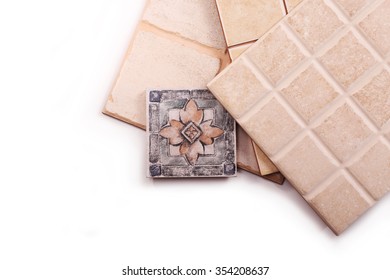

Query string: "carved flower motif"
[[159, 99, 224, 165]]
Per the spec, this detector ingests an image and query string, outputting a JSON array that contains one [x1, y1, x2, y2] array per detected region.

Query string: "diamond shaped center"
[[181, 122, 202, 143]]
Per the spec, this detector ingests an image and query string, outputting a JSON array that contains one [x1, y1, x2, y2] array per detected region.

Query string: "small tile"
[[228, 43, 252, 60], [309, 175, 370, 234], [208, 59, 268, 119], [143, 0, 226, 49], [216, 0, 283, 47], [147, 90, 236, 178], [334, 0, 370, 17], [246, 27, 305, 85], [281, 66, 339, 123], [359, 1, 390, 55], [253, 144, 279, 176], [320, 32, 376, 89], [277, 136, 336, 195], [349, 142, 390, 200], [314, 104, 372, 162], [353, 70, 390, 128], [285, 0, 304, 11], [241, 98, 301, 155], [287, 0, 343, 50]]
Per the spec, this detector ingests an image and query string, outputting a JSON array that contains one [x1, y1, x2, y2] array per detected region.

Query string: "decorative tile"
[[314, 104, 372, 162], [348, 141, 390, 200], [287, 0, 343, 50], [246, 27, 306, 85], [208, 0, 390, 234], [320, 32, 376, 89], [281, 66, 340, 123], [353, 70, 390, 128], [359, 0, 390, 55], [147, 90, 236, 178]]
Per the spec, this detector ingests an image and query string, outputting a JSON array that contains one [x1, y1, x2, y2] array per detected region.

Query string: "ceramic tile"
[[253, 144, 279, 176], [285, 0, 304, 11], [147, 90, 236, 178], [335, 0, 371, 17], [349, 141, 390, 200], [215, 0, 282, 47], [208, 0, 390, 234]]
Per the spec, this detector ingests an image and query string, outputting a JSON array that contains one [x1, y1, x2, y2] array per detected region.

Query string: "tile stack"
[[104, 0, 390, 235]]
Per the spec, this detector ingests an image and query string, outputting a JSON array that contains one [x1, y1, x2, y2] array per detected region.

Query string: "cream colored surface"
[[228, 43, 252, 60], [336, 0, 370, 17], [285, 0, 304, 11], [216, 0, 282, 47], [143, 0, 226, 49], [208, 0, 390, 234], [105, 30, 220, 127], [253, 144, 279, 175]]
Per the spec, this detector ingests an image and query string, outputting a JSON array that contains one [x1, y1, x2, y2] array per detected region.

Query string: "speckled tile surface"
[[209, 0, 390, 234], [147, 90, 236, 178]]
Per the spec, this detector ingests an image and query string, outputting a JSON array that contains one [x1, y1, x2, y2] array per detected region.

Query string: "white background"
[[1, 0, 390, 279]]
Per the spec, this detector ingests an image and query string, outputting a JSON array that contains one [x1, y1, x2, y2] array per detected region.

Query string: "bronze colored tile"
[[209, 0, 390, 234]]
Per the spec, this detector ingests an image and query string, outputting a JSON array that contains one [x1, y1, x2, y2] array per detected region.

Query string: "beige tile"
[[241, 98, 301, 155], [353, 70, 390, 128], [105, 31, 220, 127], [247, 27, 305, 85], [228, 43, 252, 60], [143, 0, 226, 49], [277, 136, 336, 195], [208, 0, 390, 234], [216, 0, 283, 47], [349, 142, 390, 200], [321, 32, 376, 89], [253, 144, 279, 176], [359, 1, 390, 55], [285, 0, 304, 11], [314, 104, 372, 162], [309, 175, 370, 234], [236, 125, 261, 175], [208, 59, 268, 119], [335, 0, 371, 17], [281, 66, 339, 123], [287, 0, 343, 50]]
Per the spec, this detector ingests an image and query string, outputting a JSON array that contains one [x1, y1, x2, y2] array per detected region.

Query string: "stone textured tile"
[[208, 59, 268, 119], [287, 0, 343, 50], [281, 66, 339, 123], [247, 27, 305, 85], [253, 145, 279, 176], [349, 141, 390, 200], [334, 0, 370, 17], [208, 0, 390, 234], [309, 175, 370, 234], [143, 0, 226, 49], [359, 0, 390, 55], [228, 43, 252, 60], [321, 32, 376, 89], [216, 0, 282, 47], [240, 98, 301, 156], [314, 104, 372, 162], [147, 90, 236, 178], [277, 136, 336, 195], [285, 0, 304, 11], [353, 70, 390, 128], [104, 31, 220, 127]]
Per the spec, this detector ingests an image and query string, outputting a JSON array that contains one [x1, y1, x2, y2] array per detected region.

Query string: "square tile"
[[285, 0, 304, 11], [287, 0, 343, 50], [147, 90, 236, 178], [334, 0, 370, 17], [247, 27, 306, 84], [353, 70, 390, 128], [309, 175, 370, 234], [208, 59, 269, 119], [241, 98, 301, 155], [359, 0, 390, 56], [215, 0, 283, 47], [320, 32, 376, 89], [314, 104, 372, 162], [349, 141, 390, 200], [281, 66, 339, 123], [277, 136, 336, 195]]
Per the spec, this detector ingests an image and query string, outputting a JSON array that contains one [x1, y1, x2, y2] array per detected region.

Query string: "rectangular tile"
[[147, 90, 236, 178], [209, 0, 390, 234]]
